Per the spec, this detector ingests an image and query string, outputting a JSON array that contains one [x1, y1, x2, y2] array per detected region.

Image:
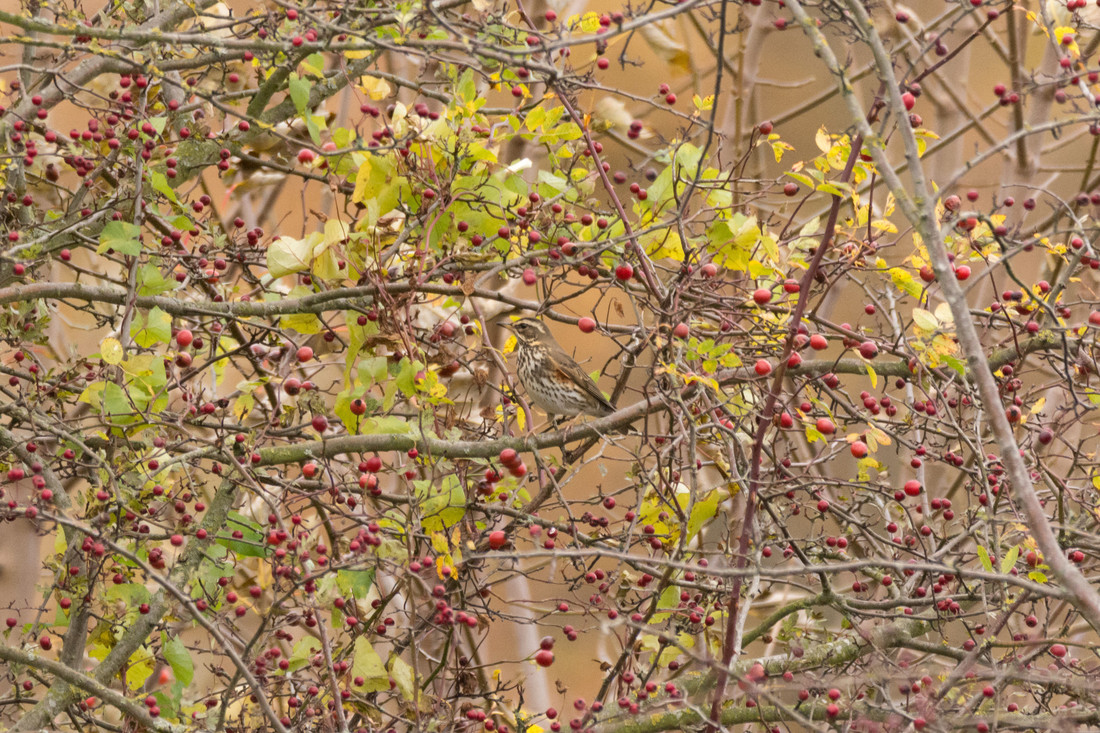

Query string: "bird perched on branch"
[[500, 317, 616, 421]]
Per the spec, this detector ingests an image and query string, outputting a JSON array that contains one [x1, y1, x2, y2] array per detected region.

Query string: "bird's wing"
[[553, 353, 616, 414]]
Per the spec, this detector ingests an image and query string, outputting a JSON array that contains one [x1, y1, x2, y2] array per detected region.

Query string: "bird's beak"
[[497, 320, 513, 330]]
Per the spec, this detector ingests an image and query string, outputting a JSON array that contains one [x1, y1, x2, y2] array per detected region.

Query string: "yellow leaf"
[[933, 301, 954, 325], [232, 393, 254, 421], [1054, 26, 1080, 56], [100, 337, 124, 365], [352, 638, 390, 692], [388, 655, 417, 702], [912, 308, 939, 332], [889, 267, 923, 299], [771, 140, 794, 162], [866, 364, 877, 389], [866, 424, 892, 446], [646, 231, 685, 261], [267, 235, 314, 277], [358, 75, 392, 100]]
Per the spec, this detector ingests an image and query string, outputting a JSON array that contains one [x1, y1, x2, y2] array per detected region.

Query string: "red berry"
[[175, 329, 193, 348], [534, 649, 554, 667], [816, 418, 835, 434], [488, 530, 507, 549], [1050, 643, 1067, 658], [672, 323, 690, 339], [752, 288, 771, 305], [809, 334, 828, 350], [850, 441, 868, 458], [578, 317, 596, 333], [615, 264, 634, 280], [754, 359, 772, 376], [955, 265, 971, 280], [297, 346, 314, 362]]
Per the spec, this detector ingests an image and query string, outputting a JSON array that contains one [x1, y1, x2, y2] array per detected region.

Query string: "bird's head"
[[502, 317, 553, 346]]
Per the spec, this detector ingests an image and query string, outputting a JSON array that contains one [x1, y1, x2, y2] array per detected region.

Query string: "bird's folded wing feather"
[[554, 361, 616, 412]]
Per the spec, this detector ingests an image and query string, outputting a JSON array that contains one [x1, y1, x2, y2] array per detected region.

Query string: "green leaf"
[[455, 69, 477, 104], [131, 307, 172, 348], [98, 221, 142, 256], [163, 635, 194, 686], [137, 264, 176, 296], [286, 638, 316, 674], [215, 511, 267, 558], [942, 354, 966, 377], [1028, 570, 1048, 583], [103, 382, 131, 417], [977, 546, 993, 573], [105, 583, 151, 606], [302, 52, 325, 77], [684, 489, 720, 542], [360, 416, 410, 435], [344, 314, 378, 381], [289, 73, 311, 116], [1001, 546, 1020, 574], [417, 475, 466, 532], [337, 569, 375, 600], [151, 171, 179, 203], [395, 358, 421, 396], [352, 638, 390, 692]]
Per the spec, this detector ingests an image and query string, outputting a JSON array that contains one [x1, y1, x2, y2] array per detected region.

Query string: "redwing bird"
[[500, 317, 616, 420]]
